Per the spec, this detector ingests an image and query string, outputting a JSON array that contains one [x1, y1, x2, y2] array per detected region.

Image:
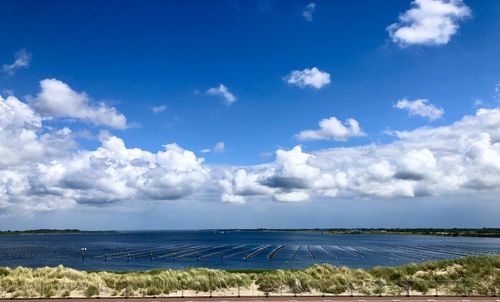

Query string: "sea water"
[[0, 230, 498, 271]]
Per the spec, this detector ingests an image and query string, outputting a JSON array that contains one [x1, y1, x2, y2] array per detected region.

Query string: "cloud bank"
[[219, 108, 500, 203], [0, 93, 207, 213], [2, 83, 500, 213]]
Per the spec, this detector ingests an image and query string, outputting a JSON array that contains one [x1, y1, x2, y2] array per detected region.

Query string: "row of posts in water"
[[80, 251, 253, 262]]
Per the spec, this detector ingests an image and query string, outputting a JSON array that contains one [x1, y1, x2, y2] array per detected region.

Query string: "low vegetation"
[[0, 256, 498, 298], [323, 228, 500, 238], [244, 228, 500, 238]]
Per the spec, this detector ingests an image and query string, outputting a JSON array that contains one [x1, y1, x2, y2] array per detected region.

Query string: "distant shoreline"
[[218, 228, 500, 238], [1, 228, 499, 238], [0, 229, 117, 236]]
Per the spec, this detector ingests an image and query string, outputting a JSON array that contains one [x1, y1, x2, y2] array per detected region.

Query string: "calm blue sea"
[[0, 230, 498, 271]]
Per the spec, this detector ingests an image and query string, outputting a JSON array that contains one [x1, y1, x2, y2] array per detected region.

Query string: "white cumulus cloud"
[[296, 116, 365, 141], [0, 92, 207, 214], [61, 134, 209, 204], [285, 67, 330, 89], [2, 49, 32, 76], [4, 85, 500, 212], [219, 108, 500, 203], [207, 84, 236, 105], [387, 0, 471, 46], [394, 98, 444, 120], [32, 79, 128, 129]]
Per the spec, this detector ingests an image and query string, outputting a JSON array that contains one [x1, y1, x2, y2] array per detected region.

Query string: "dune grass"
[[0, 255, 498, 298]]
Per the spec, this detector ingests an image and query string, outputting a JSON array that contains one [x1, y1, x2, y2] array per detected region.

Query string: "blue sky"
[[1, 0, 500, 229]]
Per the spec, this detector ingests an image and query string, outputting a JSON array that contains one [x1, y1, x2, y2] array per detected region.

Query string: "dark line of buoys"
[[245, 244, 271, 259], [291, 245, 301, 260], [174, 246, 212, 258], [307, 245, 316, 260], [200, 245, 245, 259], [154, 245, 202, 260], [146, 245, 189, 259], [219, 245, 251, 259], [319, 245, 337, 259], [268, 245, 284, 260]]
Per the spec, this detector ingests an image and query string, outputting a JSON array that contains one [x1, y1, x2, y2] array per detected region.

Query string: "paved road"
[[2, 296, 498, 302]]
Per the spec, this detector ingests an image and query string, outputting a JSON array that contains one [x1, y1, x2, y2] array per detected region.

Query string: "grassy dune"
[[0, 256, 498, 298]]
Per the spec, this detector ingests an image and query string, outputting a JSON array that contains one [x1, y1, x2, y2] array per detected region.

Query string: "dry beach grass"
[[0, 256, 498, 298]]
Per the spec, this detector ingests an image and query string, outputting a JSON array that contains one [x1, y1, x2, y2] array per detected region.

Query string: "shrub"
[[84, 285, 99, 297]]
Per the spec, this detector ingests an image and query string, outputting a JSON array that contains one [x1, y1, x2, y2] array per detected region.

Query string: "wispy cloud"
[[200, 142, 225, 154], [387, 0, 471, 46], [257, 0, 272, 14], [2, 49, 32, 76], [303, 2, 316, 21], [394, 98, 444, 121], [285, 67, 330, 89], [207, 84, 237, 105], [214, 141, 225, 153], [473, 99, 483, 107], [151, 104, 167, 113], [296, 116, 365, 141]]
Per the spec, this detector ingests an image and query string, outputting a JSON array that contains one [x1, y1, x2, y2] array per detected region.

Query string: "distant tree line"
[[0, 229, 115, 236], [222, 228, 500, 238]]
